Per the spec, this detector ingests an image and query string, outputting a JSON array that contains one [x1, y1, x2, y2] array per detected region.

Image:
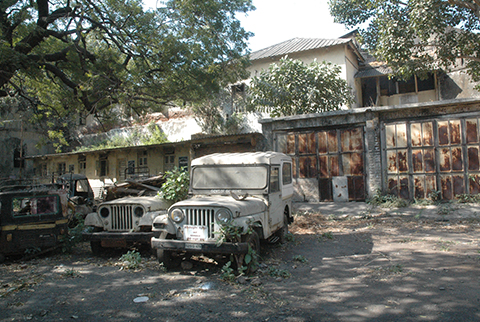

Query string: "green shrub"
[[160, 167, 190, 202]]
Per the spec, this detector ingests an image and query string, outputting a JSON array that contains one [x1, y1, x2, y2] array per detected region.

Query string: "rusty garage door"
[[384, 116, 480, 200], [276, 127, 366, 201]]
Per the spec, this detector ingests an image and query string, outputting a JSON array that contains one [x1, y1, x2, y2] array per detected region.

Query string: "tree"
[[0, 0, 253, 147], [247, 57, 354, 117], [329, 0, 480, 83]]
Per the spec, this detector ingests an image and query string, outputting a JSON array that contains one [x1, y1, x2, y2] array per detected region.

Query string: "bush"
[[160, 167, 190, 202]]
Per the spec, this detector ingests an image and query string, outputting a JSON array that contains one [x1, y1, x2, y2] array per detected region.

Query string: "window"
[[179, 156, 188, 171], [68, 165, 75, 173], [138, 151, 147, 166], [282, 163, 292, 185], [270, 167, 280, 193], [96, 155, 108, 177], [13, 147, 25, 168], [58, 162, 66, 175], [13, 195, 58, 217], [78, 155, 86, 174], [127, 160, 135, 174]]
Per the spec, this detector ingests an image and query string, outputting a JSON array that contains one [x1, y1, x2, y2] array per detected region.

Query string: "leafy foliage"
[[247, 57, 354, 117], [0, 0, 254, 148], [329, 0, 480, 84], [160, 167, 189, 202], [119, 250, 142, 270]]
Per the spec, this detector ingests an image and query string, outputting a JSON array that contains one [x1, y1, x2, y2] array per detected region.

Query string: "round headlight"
[[134, 206, 144, 217], [215, 208, 232, 225], [100, 207, 109, 218], [170, 208, 185, 223]]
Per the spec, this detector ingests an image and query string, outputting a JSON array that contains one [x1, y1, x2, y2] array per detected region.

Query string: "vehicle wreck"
[[151, 151, 294, 270]]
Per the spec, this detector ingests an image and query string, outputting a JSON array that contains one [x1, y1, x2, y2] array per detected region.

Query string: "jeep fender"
[[152, 214, 176, 235], [84, 212, 103, 228], [139, 210, 167, 227], [233, 214, 265, 238]]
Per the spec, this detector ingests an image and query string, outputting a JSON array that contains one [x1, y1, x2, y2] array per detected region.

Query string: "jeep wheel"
[[90, 241, 104, 255], [157, 249, 173, 269], [235, 230, 260, 274]]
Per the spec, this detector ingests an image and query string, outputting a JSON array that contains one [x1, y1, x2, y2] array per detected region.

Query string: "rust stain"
[[414, 176, 424, 199], [412, 150, 423, 172], [327, 131, 338, 153], [423, 122, 434, 146], [387, 150, 398, 173], [469, 175, 480, 194], [424, 149, 435, 173], [425, 176, 436, 195], [399, 176, 409, 199], [330, 156, 339, 177], [466, 119, 478, 143], [441, 175, 453, 200], [452, 147, 463, 171], [438, 121, 449, 145], [450, 121, 461, 145], [453, 175, 464, 196], [388, 177, 398, 195], [319, 156, 328, 177], [440, 148, 451, 172], [468, 147, 479, 171], [318, 132, 327, 154], [287, 134, 295, 154], [398, 150, 408, 172], [411, 123, 422, 147]]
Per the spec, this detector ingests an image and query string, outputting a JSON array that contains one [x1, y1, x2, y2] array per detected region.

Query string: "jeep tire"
[[157, 249, 173, 268], [235, 230, 260, 274]]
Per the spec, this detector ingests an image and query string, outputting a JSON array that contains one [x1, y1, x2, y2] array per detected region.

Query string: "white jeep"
[[151, 151, 294, 269], [83, 196, 172, 254]]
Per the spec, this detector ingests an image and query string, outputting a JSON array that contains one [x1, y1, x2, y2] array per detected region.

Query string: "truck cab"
[[151, 151, 294, 269]]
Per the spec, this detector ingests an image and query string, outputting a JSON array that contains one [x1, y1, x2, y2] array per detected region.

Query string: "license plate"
[[185, 243, 202, 250], [184, 225, 208, 241]]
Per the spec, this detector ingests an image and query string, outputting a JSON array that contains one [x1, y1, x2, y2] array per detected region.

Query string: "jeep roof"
[[192, 152, 290, 166]]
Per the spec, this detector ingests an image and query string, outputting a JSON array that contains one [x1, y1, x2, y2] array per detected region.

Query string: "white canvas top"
[[192, 151, 290, 166]]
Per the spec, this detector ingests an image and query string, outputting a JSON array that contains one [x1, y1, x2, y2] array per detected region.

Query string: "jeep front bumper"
[[151, 237, 249, 254], [83, 232, 158, 243]]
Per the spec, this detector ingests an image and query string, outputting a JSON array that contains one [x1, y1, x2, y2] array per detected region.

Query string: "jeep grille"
[[184, 208, 216, 239], [110, 205, 134, 231]]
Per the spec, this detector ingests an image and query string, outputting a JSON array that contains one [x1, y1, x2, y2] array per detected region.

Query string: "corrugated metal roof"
[[355, 65, 393, 78], [249, 38, 352, 61]]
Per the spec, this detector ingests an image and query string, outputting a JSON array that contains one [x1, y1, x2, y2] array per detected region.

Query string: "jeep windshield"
[[191, 165, 268, 190]]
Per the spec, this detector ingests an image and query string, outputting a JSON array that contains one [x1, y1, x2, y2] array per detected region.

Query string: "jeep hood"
[[100, 196, 172, 211], [171, 196, 267, 217]]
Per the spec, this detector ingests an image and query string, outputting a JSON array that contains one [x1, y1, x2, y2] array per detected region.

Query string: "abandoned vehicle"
[[0, 189, 69, 262], [151, 151, 294, 269], [82, 195, 173, 254]]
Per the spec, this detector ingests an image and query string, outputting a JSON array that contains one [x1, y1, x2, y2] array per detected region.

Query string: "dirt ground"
[[1, 202, 480, 322]]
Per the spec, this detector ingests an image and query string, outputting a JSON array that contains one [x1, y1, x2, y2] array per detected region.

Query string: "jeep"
[[151, 151, 293, 269], [83, 196, 172, 254]]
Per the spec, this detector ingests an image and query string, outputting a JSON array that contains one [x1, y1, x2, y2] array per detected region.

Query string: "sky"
[[143, 0, 349, 52]]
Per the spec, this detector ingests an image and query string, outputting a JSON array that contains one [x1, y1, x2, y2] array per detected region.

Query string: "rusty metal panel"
[[411, 123, 422, 147], [453, 175, 465, 196], [452, 147, 463, 171], [287, 134, 295, 154], [348, 176, 365, 200], [450, 120, 461, 145], [387, 150, 398, 173], [318, 132, 327, 154], [468, 147, 479, 171], [327, 131, 338, 152], [330, 156, 339, 177], [319, 155, 328, 177], [424, 148, 435, 173], [298, 133, 315, 154], [340, 128, 363, 152], [319, 178, 332, 201], [413, 175, 425, 199], [398, 150, 408, 172], [425, 175, 436, 196], [423, 122, 434, 146], [397, 124, 407, 147], [412, 149, 423, 172], [469, 175, 480, 194], [399, 176, 409, 199], [440, 148, 451, 172], [466, 119, 478, 143], [441, 175, 453, 199], [342, 152, 364, 175], [438, 121, 449, 145], [388, 176, 398, 195], [298, 156, 317, 178]]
